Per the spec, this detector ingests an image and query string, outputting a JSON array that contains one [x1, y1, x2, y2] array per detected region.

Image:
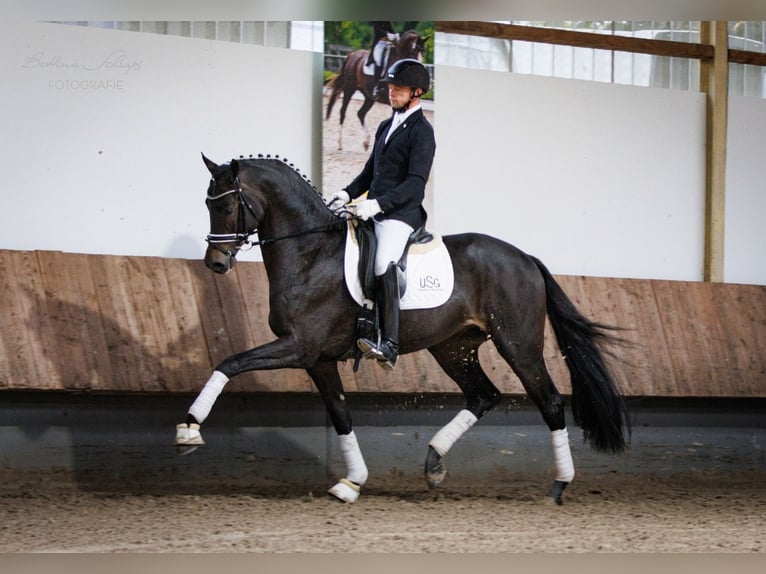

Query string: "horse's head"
[[398, 30, 429, 62], [201, 154, 262, 274]]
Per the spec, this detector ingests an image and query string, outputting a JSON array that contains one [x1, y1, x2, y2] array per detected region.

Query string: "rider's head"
[[382, 58, 430, 112]]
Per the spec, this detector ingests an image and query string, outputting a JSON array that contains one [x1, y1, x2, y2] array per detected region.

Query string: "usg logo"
[[418, 275, 441, 289]]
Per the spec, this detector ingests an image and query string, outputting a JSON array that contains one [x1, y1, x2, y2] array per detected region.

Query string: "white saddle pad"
[[363, 62, 375, 76], [344, 222, 454, 310]]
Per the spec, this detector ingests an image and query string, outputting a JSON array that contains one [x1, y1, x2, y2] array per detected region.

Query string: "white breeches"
[[373, 41, 388, 69], [373, 218, 414, 276]]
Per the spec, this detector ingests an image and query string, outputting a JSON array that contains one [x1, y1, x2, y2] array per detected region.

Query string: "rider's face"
[[389, 83, 419, 111]]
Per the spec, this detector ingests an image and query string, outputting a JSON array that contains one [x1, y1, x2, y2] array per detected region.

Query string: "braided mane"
[[235, 153, 322, 198]]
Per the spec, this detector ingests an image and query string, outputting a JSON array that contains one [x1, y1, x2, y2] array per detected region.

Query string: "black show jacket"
[[344, 108, 435, 230]]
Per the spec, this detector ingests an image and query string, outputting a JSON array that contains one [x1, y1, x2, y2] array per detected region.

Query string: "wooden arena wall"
[[1, 249, 764, 397]]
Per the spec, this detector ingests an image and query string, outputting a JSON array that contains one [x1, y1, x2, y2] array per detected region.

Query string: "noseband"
[[206, 176, 259, 256]]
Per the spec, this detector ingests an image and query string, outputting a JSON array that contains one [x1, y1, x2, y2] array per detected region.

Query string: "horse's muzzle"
[[204, 246, 235, 274]]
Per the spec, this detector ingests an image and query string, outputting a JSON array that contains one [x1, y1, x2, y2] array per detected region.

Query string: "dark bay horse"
[[176, 154, 631, 505], [325, 29, 428, 151]]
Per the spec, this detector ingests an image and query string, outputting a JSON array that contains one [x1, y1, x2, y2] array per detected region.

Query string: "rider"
[[327, 59, 435, 370], [366, 21, 399, 97]]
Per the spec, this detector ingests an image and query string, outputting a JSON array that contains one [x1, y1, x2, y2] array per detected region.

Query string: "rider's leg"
[[371, 41, 386, 96], [357, 219, 412, 369]]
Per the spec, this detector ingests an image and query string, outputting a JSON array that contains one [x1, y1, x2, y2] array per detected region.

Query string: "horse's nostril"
[[212, 262, 228, 274]]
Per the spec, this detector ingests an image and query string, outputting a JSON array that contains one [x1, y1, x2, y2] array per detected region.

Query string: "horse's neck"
[[242, 162, 344, 275], [395, 33, 416, 58], [245, 161, 323, 232]]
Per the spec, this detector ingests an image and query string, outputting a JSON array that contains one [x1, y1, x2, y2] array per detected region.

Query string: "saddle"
[[353, 219, 433, 302]]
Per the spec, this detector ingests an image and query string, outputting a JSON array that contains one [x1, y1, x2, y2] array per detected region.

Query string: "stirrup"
[[357, 337, 397, 369], [357, 336, 385, 360]]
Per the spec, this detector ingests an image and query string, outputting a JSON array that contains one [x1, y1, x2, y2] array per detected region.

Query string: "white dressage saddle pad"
[[344, 222, 454, 310]]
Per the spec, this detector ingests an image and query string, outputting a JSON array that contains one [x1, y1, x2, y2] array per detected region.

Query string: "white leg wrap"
[[339, 431, 368, 485], [552, 428, 575, 483], [428, 409, 478, 457], [188, 370, 229, 424]]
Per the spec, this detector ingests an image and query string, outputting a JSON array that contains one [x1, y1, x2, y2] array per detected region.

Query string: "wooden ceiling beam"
[[435, 21, 715, 60]]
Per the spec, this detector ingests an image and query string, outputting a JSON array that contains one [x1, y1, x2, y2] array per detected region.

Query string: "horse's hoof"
[[175, 423, 204, 446], [426, 464, 447, 489], [175, 445, 200, 456], [545, 480, 568, 506], [424, 447, 447, 489], [328, 478, 361, 503]]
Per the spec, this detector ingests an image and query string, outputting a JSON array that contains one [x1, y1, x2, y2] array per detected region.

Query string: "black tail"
[[531, 256, 631, 453]]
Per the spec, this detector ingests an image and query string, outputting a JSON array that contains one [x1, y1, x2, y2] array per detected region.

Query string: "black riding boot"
[[357, 264, 399, 370], [372, 64, 383, 97]]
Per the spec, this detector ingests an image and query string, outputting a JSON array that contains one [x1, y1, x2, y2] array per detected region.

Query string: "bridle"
[[205, 175, 348, 256], [205, 176, 260, 256]]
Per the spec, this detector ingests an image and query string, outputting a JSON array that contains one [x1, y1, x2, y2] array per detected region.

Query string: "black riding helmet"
[[382, 58, 430, 93]]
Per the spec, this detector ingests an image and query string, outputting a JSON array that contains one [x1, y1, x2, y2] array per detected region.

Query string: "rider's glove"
[[354, 199, 382, 221], [326, 190, 350, 214]]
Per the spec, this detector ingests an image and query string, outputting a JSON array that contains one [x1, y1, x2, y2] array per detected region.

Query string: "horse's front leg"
[[307, 361, 368, 503], [174, 336, 317, 452]]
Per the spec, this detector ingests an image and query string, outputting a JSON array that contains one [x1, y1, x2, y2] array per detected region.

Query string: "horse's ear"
[[202, 153, 218, 174], [230, 159, 240, 179]]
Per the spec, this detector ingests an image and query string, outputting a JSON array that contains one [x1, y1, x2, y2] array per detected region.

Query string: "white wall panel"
[[433, 66, 708, 281], [725, 96, 766, 285], [0, 21, 321, 262]]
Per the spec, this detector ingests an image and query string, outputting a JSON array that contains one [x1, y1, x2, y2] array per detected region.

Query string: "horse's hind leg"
[[307, 361, 368, 503], [337, 90, 354, 150], [425, 329, 502, 488], [356, 98, 375, 151], [490, 320, 574, 505]]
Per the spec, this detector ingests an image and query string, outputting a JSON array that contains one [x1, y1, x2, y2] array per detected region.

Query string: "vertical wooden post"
[[700, 21, 728, 282]]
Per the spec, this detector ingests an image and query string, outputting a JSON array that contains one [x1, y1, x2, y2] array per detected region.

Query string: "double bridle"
[[205, 176, 260, 256], [205, 176, 347, 256]]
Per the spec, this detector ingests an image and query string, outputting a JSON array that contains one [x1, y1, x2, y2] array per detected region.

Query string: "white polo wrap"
[[188, 370, 229, 424], [339, 431, 368, 485], [428, 409, 478, 457], [551, 428, 575, 483]]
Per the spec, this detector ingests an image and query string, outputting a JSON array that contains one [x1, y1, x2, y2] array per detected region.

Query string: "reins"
[[206, 175, 351, 254]]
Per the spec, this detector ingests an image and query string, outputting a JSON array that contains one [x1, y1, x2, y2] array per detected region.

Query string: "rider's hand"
[[326, 190, 350, 213], [353, 199, 382, 221]]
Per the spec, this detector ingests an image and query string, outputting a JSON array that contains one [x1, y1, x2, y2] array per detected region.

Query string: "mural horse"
[[325, 29, 428, 151], [175, 154, 631, 505]]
